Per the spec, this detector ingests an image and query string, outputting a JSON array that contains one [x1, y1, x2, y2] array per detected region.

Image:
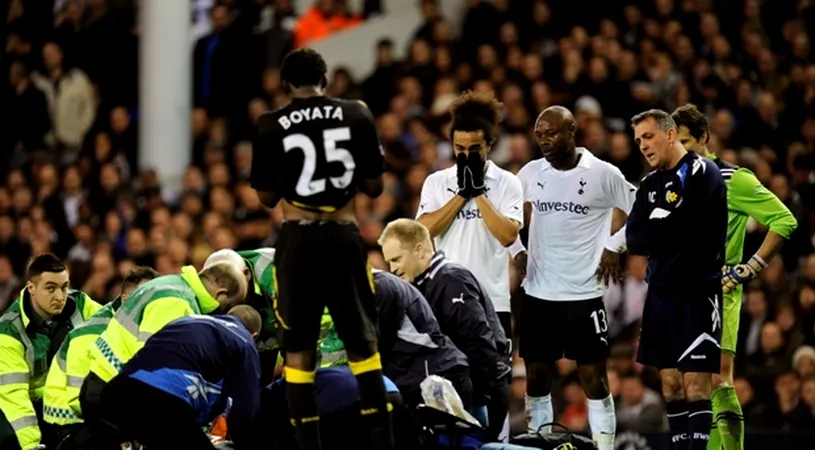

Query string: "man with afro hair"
[[416, 90, 519, 439]]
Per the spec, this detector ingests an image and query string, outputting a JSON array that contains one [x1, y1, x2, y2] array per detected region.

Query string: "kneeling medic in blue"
[[99, 305, 263, 450]]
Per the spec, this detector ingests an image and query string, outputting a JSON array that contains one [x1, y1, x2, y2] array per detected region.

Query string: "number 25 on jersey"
[[284, 126, 356, 197]]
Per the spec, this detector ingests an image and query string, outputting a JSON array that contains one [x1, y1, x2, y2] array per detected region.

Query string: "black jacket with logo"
[[413, 252, 511, 405], [373, 270, 468, 393], [626, 151, 727, 288]]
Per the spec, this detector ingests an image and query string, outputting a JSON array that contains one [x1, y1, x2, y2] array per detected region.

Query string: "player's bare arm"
[[752, 233, 785, 267], [512, 202, 533, 277], [610, 208, 627, 234], [473, 195, 520, 247], [720, 170, 797, 293], [416, 194, 467, 237], [721, 230, 785, 294], [596, 193, 634, 286]]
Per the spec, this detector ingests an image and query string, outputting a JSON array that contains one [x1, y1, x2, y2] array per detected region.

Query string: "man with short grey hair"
[[205, 248, 281, 384], [625, 109, 727, 450]]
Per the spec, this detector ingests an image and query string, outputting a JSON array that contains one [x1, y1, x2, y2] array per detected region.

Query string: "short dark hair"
[[448, 90, 503, 144], [671, 104, 710, 143], [210, 4, 228, 16], [228, 305, 262, 335], [10, 61, 30, 77], [280, 48, 328, 89], [630, 109, 676, 132], [376, 38, 393, 50], [122, 266, 160, 294], [27, 253, 67, 280]]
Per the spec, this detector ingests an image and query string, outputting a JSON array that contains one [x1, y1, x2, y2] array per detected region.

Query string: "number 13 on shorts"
[[591, 308, 609, 346]]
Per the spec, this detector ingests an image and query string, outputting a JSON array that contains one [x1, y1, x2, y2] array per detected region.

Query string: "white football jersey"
[[517, 148, 636, 301], [417, 161, 524, 313]]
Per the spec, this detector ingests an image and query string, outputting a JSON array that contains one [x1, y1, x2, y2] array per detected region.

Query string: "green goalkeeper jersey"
[[711, 156, 797, 265]]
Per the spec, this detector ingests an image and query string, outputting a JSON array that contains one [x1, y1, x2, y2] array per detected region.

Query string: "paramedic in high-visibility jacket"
[[0, 254, 101, 450], [99, 306, 263, 450], [81, 262, 248, 447], [204, 249, 339, 385], [42, 266, 159, 446], [204, 248, 279, 384]]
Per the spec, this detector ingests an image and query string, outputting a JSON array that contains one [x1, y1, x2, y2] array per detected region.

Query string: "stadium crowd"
[[2, 0, 815, 441]]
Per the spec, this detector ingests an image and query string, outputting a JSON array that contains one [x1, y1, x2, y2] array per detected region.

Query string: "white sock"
[[587, 394, 616, 450], [525, 394, 553, 433]]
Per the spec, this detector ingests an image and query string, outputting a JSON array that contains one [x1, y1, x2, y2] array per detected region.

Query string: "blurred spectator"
[[616, 373, 667, 433], [7, 61, 50, 155], [746, 322, 791, 403], [799, 375, 815, 426], [794, 346, 815, 379], [740, 285, 770, 357], [193, 4, 239, 118], [559, 378, 588, 432], [0, 256, 19, 314], [293, 0, 361, 49], [769, 371, 812, 430], [31, 41, 95, 162]]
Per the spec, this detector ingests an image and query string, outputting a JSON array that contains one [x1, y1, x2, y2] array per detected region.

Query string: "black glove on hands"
[[456, 152, 470, 199], [465, 152, 486, 197]]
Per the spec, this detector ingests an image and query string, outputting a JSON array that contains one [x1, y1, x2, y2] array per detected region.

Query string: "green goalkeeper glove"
[[722, 254, 767, 294]]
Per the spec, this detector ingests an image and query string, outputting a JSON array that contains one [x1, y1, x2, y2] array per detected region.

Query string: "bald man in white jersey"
[[512, 106, 636, 450]]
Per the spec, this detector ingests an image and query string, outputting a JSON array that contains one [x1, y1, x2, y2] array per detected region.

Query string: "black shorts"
[[496, 311, 512, 340], [518, 294, 609, 365], [636, 282, 723, 373], [274, 220, 378, 354]]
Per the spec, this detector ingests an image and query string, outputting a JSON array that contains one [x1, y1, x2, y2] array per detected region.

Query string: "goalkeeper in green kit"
[[672, 105, 798, 450]]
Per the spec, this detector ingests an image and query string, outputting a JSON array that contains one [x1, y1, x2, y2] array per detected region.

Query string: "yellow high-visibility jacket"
[[87, 266, 220, 382], [43, 296, 123, 425], [0, 289, 99, 449]]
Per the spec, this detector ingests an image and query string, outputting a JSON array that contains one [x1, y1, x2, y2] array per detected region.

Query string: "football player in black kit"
[[250, 48, 393, 450]]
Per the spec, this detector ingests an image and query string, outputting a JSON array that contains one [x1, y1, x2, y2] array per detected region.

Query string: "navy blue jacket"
[[413, 252, 511, 405], [121, 315, 261, 446], [626, 152, 727, 288], [373, 270, 468, 392]]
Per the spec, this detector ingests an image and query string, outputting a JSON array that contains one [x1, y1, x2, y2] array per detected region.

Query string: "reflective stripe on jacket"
[[87, 266, 220, 383], [0, 289, 99, 449], [43, 297, 120, 425]]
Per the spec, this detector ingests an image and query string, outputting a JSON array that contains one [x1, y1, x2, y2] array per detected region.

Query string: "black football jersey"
[[251, 96, 385, 212]]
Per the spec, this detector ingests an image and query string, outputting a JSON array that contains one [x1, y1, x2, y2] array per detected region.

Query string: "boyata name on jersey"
[[530, 199, 590, 215], [277, 104, 345, 130]]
